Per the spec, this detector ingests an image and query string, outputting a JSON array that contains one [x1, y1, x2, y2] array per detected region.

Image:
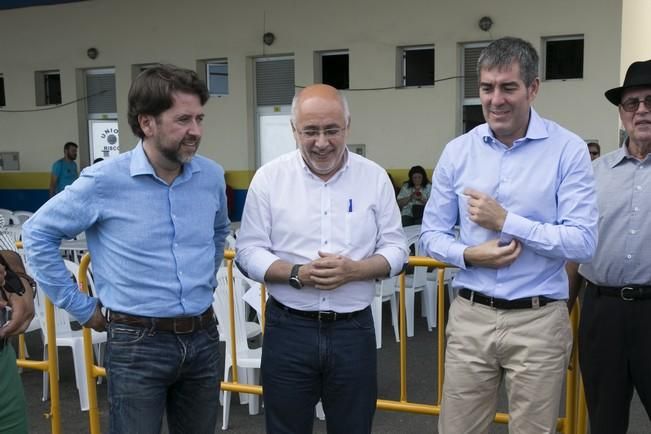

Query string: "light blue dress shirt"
[[23, 142, 230, 323], [420, 109, 598, 300]]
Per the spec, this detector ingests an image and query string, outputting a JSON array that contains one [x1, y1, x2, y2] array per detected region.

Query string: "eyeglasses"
[[620, 96, 651, 112], [297, 127, 346, 139], [589, 151, 599, 156]]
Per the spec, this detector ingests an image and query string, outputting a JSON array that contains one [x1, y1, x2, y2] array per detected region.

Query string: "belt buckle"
[[620, 286, 635, 301], [173, 318, 195, 334], [318, 311, 336, 321]]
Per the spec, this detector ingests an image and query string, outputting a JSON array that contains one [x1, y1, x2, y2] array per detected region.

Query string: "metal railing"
[[14, 241, 61, 434], [77, 250, 589, 433]]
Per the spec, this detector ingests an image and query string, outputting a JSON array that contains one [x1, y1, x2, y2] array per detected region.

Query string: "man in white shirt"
[[236, 84, 407, 434]]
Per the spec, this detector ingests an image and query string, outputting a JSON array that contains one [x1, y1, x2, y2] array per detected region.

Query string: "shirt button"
[[324, 240, 328, 244], [636, 185, 642, 191], [626, 254, 632, 259], [630, 229, 637, 235], [179, 271, 183, 275], [324, 211, 328, 215], [634, 207, 640, 212]]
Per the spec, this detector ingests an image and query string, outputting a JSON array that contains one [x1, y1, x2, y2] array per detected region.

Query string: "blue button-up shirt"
[[23, 142, 230, 323], [420, 109, 598, 300]]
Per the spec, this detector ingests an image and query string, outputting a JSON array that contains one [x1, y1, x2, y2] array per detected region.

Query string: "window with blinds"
[[463, 45, 485, 100], [86, 71, 116, 115], [255, 57, 295, 106]]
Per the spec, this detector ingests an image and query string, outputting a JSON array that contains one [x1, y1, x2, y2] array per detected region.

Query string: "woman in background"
[[397, 165, 431, 226]]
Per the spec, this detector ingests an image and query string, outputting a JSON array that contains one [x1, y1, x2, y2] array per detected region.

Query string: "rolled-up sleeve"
[[22, 172, 100, 324], [374, 174, 408, 276], [235, 172, 280, 283]]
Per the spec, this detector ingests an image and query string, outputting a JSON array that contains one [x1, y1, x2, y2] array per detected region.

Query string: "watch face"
[[289, 277, 303, 289]]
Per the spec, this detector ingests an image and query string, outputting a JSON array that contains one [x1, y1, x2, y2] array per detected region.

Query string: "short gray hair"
[[290, 87, 351, 127], [477, 37, 539, 87]]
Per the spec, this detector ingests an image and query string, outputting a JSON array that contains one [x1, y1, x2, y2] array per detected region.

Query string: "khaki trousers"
[[438, 296, 572, 434]]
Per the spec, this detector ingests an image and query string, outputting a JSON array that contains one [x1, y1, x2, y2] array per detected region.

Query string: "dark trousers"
[[579, 288, 651, 434], [261, 300, 377, 434]]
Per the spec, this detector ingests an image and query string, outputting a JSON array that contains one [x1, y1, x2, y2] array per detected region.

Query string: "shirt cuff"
[[376, 247, 407, 277], [446, 241, 469, 270], [73, 295, 100, 325], [243, 249, 281, 283], [501, 212, 532, 241]]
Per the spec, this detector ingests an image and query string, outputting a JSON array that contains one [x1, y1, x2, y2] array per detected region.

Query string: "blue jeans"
[[262, 300, 377, 434], [106, 319, 221, 434]]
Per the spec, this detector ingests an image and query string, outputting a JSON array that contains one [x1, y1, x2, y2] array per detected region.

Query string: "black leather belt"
[[109, 307, 215, 334], [271, 298, 366, 322], [459, 288, 558, 310], [588, 282, 651, 301]]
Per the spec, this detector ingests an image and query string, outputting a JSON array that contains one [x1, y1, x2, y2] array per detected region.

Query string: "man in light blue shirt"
[[420, 37, 597, 433], [49, 141, 78, 197], [23, 64, 230, 434]]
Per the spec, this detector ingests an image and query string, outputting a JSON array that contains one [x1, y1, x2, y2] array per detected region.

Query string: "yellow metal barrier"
[[80, 250, 588, 433], [14, 241, 61, 434]]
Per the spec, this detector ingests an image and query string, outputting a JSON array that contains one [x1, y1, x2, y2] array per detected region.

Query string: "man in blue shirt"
[[49, 141, 78, 197], [23, 64, 230, 434], [420, 37, 597, 433]]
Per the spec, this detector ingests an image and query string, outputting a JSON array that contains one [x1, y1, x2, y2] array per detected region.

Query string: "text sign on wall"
[[89, 120, 120, 161]]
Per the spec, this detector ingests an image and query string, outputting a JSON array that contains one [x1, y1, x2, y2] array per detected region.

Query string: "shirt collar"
[[296, 148, 350, 182], [605, 139, 651, 168], [479, 108, 548, 147], [129, 140, 201, 181]]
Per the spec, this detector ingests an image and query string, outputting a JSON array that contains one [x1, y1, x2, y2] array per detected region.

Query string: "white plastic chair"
[[216, 266, 263, 342], [371, 278, 399, 349], [213, 273, 261, 430], [4, 224, 22, 243], [393, 232, 437, 337], [36, 259, 107, 411], [0, 209, 14, 226], [11, 210, 33, 224]]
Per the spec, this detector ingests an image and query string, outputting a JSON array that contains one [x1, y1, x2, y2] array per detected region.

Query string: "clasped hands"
[[463, 188, 522, 268], [299, 251, 359, 291]]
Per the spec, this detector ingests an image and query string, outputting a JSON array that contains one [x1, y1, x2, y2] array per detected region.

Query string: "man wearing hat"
[[567, 59, 651, 433]]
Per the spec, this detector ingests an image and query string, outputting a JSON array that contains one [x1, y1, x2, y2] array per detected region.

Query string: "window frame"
[[398, 44, 435, 88], [35, 69, 62, 106], [0, 74, 5, 107], [315, 50, 350, 90], [542, 35, 584, 81]]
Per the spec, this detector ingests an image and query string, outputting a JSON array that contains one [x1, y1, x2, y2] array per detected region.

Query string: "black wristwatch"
[[288, 264, 304, 289]]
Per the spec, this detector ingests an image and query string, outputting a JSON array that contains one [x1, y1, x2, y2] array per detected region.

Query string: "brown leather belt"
[[109, 307, 215, 334], [587, 282, 651, 301], [459, 288, 558, 310]]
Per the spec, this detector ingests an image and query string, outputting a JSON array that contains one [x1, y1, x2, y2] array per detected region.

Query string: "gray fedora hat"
[[605, 59, 651, 105]]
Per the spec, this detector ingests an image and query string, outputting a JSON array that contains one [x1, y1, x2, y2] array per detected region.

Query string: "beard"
[[158, 136, 200, 165]]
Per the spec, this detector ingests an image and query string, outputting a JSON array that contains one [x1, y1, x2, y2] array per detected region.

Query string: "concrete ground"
[[17, 298, 651, 433]]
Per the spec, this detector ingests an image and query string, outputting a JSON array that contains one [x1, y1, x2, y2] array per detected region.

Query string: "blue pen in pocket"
[[348, 199, 353, 213]]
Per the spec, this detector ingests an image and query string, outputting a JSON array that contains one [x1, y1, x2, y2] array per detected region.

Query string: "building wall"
[[621, 0, 651, 77], [0, 0, 623, 215]]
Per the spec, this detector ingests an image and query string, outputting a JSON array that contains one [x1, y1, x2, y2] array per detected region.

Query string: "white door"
[[254, 56, 295, 167]]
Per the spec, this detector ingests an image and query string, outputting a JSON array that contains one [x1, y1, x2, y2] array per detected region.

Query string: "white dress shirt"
[[236, 150, 407, 312]]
